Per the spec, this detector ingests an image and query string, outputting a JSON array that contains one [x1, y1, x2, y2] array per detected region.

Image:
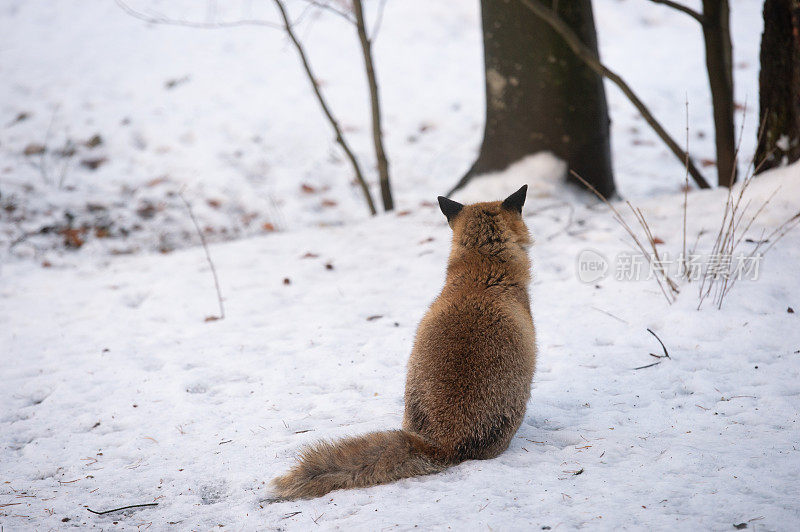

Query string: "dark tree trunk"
[[755, 0, 800, 173], [452, 0, 614, 197], [701, 0, 737, 187]]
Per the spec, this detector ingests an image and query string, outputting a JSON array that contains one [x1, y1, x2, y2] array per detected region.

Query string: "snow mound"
[[451, 152, 567, 203]]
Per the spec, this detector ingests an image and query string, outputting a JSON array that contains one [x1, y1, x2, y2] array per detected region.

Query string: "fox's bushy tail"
[[270, 430, 449, 500]]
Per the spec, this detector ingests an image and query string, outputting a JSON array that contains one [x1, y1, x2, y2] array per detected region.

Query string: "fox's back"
[[403, 197, 536, 461], [411, 286, 535, 388]]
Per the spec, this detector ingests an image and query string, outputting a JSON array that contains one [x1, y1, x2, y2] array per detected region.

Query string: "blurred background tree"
[[756, 0, 800, 173], [452, 0, 615, 198]]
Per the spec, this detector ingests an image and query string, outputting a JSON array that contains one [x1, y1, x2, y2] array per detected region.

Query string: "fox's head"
[[437, 185, 532, 252]]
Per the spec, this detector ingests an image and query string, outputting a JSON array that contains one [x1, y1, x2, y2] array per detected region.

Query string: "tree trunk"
[[755, 0, 800, 173], [702, 0, 737, 187], [453, 0, 614, 197]]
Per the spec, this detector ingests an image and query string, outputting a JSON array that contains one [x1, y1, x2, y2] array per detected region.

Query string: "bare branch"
[[681, 97, 689, 277], [648, 0, 705, 24], [87, 503, 158, 515], [693, 105, 795, 309], [698, 103, 748, 308], [633, 361, 662, 370], [272, 0, 377, 215], [179, 190, 225, 321], [115, 0, 282, 30], [36, 105, 61, 185], [630, 202, 679, 293], [519, 0, 710, 189], [118, 0, 378, 214], [353, 0, 393, 211], [570, 170, 677, 304], [301, 0, 355, 24], [760, 211, 800, 255], [647, 328, 670, 358], [371, 0, 390, 40]]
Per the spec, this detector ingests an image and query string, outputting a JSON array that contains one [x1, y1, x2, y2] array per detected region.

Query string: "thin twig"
[[301, 0, 354, 23], [57, 139, 75, 189], [545, 202, 575, 240], [38, 105, 60, 185], [731, 188, 779, 252], [353, 0, 393, 211], [631, 203, 679, 293], [570, 170, 676, 303], [633, 361, 661, 370], [87, 503, 158, 515], [591, 306, 629, 324], [695, 108, 800, 308], [115, 0, 282, 29], [179, 190, 225, 321], [698, 102, 750, 308], [682, 97, 689, 277], [520, 0, 710, 188], [690, 229, 704, 257], [646, 328, 670, 358], [272, 0, 377, 215], [371, 0, 389, 40], [729, 210, 800, 304], [118, 0, 380, 215], [759, 211, 800, 255], [647, 0, 705, 24]]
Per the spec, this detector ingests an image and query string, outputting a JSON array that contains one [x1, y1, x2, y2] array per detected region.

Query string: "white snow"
[[3, 0, 799, 530], [3, 159, 799, 529], [452, 152, 568, 204], [0, 0, 766, 258]]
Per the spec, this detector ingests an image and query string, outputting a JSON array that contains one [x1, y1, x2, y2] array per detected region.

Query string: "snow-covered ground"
[[2, 160, 799, 530], [1, 0, 764, 258], [3, 0, 800, 530]]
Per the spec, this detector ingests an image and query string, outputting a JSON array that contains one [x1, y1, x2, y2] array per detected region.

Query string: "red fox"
[[271, 185, 536, 500]]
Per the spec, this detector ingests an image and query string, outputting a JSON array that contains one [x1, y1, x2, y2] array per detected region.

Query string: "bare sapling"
[[179, 190, 225, 321]]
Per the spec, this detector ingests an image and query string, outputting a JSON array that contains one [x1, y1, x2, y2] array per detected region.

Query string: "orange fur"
[[270, 186, 536, 500]]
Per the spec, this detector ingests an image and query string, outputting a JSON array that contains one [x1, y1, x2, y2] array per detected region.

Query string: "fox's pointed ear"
[[438, 196, 463, 223], [501, 184, 528, 214]]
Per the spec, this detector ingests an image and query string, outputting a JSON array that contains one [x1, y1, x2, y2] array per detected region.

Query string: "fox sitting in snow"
[[271, 185, 537, 500]]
